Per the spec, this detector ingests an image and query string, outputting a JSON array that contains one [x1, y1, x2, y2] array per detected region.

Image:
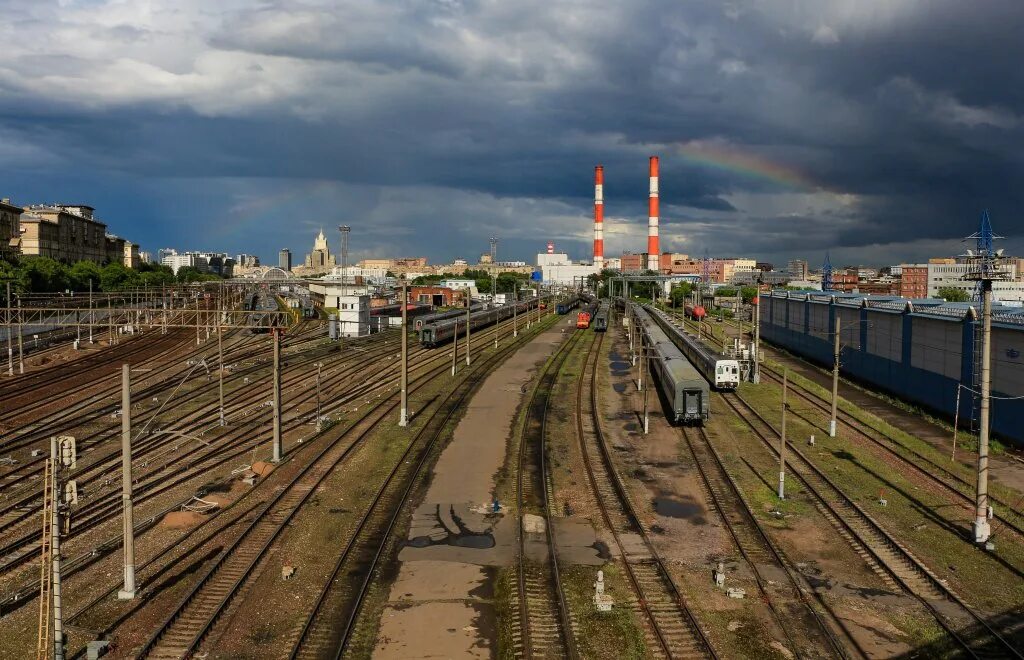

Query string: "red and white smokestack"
[[647, 156, 660, 271], [593, 165, 604, 269], [547, 241, 554, 255]]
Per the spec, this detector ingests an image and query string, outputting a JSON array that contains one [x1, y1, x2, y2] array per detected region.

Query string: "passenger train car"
[[246, 291, 281, 334], [420, 299, 538, 347], [647, 306, 740, 390], [555, 296, 581, 315], [592, 303, 609, 332], [633, 306, 710, 423], [413, 304, 485, 333]]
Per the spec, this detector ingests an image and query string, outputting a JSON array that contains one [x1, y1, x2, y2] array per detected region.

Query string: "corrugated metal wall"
[[761, 292, 1023, 447]]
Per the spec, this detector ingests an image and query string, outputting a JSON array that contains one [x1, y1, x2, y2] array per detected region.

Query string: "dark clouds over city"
[[1, 0, 1022, 267]]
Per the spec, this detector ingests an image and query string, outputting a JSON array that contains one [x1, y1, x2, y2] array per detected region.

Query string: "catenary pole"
[[6, 281, 12, 376], [778, 369, 789, 499], [118, 364, 137, 599], [272, 329, 282, 462], [829, 315, 840, 437], [399, 277, 409, 427], [465, 293, 471, 366], [974, 280, 994, 544], [50, 436, 65, 660]]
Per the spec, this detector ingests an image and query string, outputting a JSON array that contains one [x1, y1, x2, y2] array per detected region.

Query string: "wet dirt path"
[[372, 321, 570, 659]]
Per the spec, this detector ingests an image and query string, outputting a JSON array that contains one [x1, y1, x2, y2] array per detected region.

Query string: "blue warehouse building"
[[761, 291, 1024, 447]]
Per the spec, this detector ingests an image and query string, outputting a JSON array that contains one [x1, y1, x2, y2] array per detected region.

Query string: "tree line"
[[0, 256, 224, 295]]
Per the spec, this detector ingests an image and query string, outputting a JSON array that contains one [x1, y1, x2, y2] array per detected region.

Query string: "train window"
[[716, 366, 722, 374]]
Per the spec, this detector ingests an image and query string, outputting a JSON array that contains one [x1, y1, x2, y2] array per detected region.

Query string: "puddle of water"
[[451, 534, 495, 549], [624, 422, 638, 432], [653, 496, 704, 520], [592, 541, 612, 561], [612, 383, 626, 394]]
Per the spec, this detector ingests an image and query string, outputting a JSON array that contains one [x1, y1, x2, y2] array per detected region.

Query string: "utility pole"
[[974, 279, 994, 544], [88, 280, 93, 344], [195, 297, 201, 345], [829, 315, 840, 438], [779, 369, 788, 499], [118, 365, 137, 600], [513, 286, 518, 338], [451, 316, 458, 377], [17, 297, 24, 373], [6, 281, 12, 376], [107, 298, 113, 346], [218, 292, 225, 426], [399, 277, 409, 427], [465, 294, 471, 366], [49, 436, 66, 660], [753, 287, 761, 384], [315, 363, 323, 432], [272, 330, 282, 462]]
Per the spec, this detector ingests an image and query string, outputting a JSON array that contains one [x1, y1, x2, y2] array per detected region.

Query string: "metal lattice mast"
[[822, 251, 834, 292], [962, 209, 1007, 546]]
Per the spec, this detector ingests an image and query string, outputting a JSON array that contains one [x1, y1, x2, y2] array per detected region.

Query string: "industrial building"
[[761, 290, 1024, 446], [536, 249, 599, 285]]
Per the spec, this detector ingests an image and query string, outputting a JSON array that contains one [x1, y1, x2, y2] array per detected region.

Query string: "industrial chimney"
[[547, 241, 554, 255], [647, 156, 660, 271], [594, 165, 604, 269]]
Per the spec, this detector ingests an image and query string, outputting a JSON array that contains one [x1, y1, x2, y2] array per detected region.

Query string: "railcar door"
[[685, 390, 701, 420]]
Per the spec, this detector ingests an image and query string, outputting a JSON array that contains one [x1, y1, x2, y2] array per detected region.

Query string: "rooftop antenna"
[[961, 209, 1007, 547]]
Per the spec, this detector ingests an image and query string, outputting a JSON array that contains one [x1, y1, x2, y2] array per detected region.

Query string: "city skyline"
[[2, 1, 1022, 267]]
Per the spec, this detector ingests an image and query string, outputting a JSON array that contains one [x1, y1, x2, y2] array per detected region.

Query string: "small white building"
[[440, 278, 478, 296], [335, 294, 370, 337]]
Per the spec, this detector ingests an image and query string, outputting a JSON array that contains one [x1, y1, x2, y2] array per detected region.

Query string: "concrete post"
[[88, 280, 94, 344], [272, 330, 282, 462], [50, 436, 65, 660], [753, 294, 761, 384], [974, 280, 993, 544], [830, 316, 840, 437], [399, 279, 409, 427], [465, 295, 471, 366], [195, 298, 201, 345], [779, 369, 788, 499], [6, 281, 12, 376], [218, 293, 225, 426], [17, 298, 24, 374], [107, 298, 113, 346], [452, 318, 458, 377], [118, 364, 137, 599]]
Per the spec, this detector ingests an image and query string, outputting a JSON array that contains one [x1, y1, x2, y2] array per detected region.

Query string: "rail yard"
[[2, 281, 1023, 660]]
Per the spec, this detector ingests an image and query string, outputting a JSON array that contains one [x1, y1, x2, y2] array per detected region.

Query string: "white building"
[[603, 257, 622, 271], [927, 262, 1024, 301], [329, 265, 390, 283], [535, 251, 598, 285], [161, 251, 204, 274], [334, 294, 370, 337], [440, 278, 478, 296]]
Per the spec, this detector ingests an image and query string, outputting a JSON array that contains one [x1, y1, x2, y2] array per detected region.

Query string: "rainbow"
[[673, 141, 822, 191]]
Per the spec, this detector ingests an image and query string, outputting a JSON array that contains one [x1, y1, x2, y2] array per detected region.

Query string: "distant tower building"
[[787, 259, 809, 280], [279, 248, 292, 271], [303, 229, 336, 271]]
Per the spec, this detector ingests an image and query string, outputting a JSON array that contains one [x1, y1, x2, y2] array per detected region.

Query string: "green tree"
[[100, 262, 141, 291], [669, 282, 693, 307], [937, 286, 970, 302], [18, 257, 70, 292], [739, 286, 759, 304], [69, 261, 102, 291], [175, 266, 220, 283], [411, 274, 443, 285]]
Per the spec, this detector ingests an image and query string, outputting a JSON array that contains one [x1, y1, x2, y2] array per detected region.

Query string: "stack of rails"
[[633, 305, 709, 423], [555, 296, 581, 315], [647, 305, 740, 390], [413, 304, 486, 333], [420, 299, 538, 347], [592, 302, 609, 332]]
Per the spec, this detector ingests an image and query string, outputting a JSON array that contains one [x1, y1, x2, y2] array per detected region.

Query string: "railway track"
[[722, 391, 1023, 659], [575, 333, 715, 660], [511, 330, 581, 659], [758, 364, 1024, 545], [287, 313, 561, 659], [0, 330, 419, 589], [132, 314, 556, 658], [679, 423, 848, 658]]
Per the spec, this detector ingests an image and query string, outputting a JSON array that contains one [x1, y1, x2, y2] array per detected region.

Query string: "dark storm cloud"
[[0, 0, 1021, 265]]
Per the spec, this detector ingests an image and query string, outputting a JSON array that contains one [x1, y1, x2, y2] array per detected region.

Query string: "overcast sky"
[[2, 0, 1022, 268]]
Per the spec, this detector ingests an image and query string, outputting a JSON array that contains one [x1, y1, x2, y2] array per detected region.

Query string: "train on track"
[[648, 306, 740, 390], [555, 296, 581, 315], [420, 299, 539, 347], [633, 305, 710, 423], [245, 291, 282, 334], [413, 304, 486, 333], [592, 302, 609, 332], [576, 311, 591, 329]]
